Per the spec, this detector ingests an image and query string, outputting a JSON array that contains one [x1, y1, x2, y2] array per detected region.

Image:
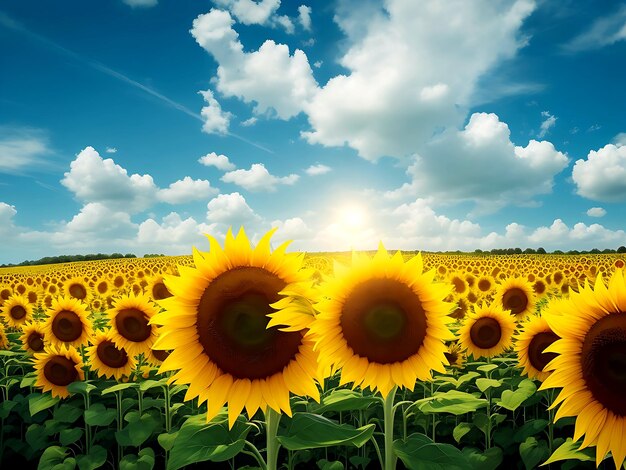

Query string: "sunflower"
[[20, 321, 46, 354], [0, 323, 9, 349], [310, 244, 455, 398], [108, 293, 159, 357], [1, 294, 33, 329], [146, 275, 173, 301], [63, 277, 91, 302], [444, 341, 466, 368], [514, 315, 559, 381], [458, 302, 516, 359], [150, 228, 321, 428], [540, 271, 626, 469], [33, 344, 84, 398], [475, 275, 496, 295], [495, 277, 536, 320], [43, 296, 93, 348], [85, 330, 135, 380]]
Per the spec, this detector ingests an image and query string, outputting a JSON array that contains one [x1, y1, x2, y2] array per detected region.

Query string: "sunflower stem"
[[383, 385, 398, 470], [264, 407, 281, 470]]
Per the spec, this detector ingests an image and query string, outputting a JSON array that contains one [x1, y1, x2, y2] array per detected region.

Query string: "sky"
[[1, 0, 626, 264]]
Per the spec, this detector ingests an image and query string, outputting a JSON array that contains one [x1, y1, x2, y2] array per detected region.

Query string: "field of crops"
[[1, 229, 625, 470]]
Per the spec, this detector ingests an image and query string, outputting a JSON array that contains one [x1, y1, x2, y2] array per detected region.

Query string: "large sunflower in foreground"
[[310, 244, 455, 398], [86, 330, 135, 380], [108, 293, 159, 357], [540, 270, 626, 469], [494, 277, 536, 320], [33, 344, 84, 398], [514, 314, 559, 382], [458, 303, 515, 359], [150, 228, 321, 427], [43, 296, 93, 348], [1, 294, 33, 329], [20, 321, 46, 354]]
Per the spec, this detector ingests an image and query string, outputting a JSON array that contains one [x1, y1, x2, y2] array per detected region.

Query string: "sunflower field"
[[1, 228, 625, 470]]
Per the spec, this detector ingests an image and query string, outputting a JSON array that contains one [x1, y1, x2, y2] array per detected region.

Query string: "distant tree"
[[590, 248, 601, 254], [474, 249, 483, 254], [553, 249, 564, 254], [124, 253, 137, 258], [513, 247, 522, 254], [602, 248, 615, 254], [536, 247, 547, 254], [567, 250, 580, 255], [618, 246, 626, 253], [523, 248, 536, 254]]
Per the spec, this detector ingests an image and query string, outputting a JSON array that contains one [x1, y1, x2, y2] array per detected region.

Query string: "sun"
[[338, 204, 367, 229]]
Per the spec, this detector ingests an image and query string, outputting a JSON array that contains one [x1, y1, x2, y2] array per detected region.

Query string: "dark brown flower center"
[[152, 282, 172, 300], [196, 267, 300, 380], [477, 279, 492, 292], [581, 313, 626, 416], [10, 305, 27, 320], [96, 340, 128, 368], [51, 310, 83, 342], [28, 332, 44, 352], [44, 355, 78, 386], [502, 287, 528, 315], [115, 308, 152, 342], [452, 277, 467, 294], [97, 281, 108, 294], [151, 348, 170, 362], [68, 283, 87, 300], [469, 316, 502, 349], [444, 351, 458, 364], [528, 331, 559, 373], [341, 278, 427, 364]]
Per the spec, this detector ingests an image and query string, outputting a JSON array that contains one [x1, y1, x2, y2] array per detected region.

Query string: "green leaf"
[[44, 418, 68, 436], [394, 433, 471, 470], [310, 389, 379, 413], [157, 431, 179, 452], [417, 390, 487, 415], [513, 419, 548, 443], [119, 448, 155, 470], [477, 364, 498, 373], [29, 394, 59, 416], [66, 381, 97, 396], [115, 411, 160, 447], [26, 423, 50, 451], [59, 428, 83, 446], [139, 378, 167, 392], [277, 413, 375, 450], [541, 438, 595, 466], [76, 445, 108, 470], [519, 437, 550, 470], [458, 372, 480, 386], [37, 446, 68, 470], [84, 403, 117, 427], [317, 460, 344, 470], [54, 403, 83, 424], [21, 374, 37, 388], [496, 380, 537, 411], [453, 422, 473, 444], [0, 399, 16, 418], [462, 447, 503, 470], [168, 412, 252, 470], [475, 378, 502, 393], [101, 383, 138, 395]]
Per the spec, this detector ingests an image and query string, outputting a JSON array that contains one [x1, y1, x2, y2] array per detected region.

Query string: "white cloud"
[[587, 207, 606, 217], [271, 217, 312, 244], [198, 152, 237, 171], [305, 164, 331, 176], [212, 0, 280, 26], [61, 146, 158, 213], [538, 111, 557, 138], [301, 0, 536, 160], [221, 163, 299, 191], [122, 0, 158, 7], [572, 144, 626, 202], [206, 192, 262, 226], [157, 177, 219, 204], [563, 5, 626, 52], [138, 212, 211, 248], [612, 132, 626, 147], [0, 127, 51, 173], [105, 147, 118, 153], [199, 89, 232, 134], [298, 5, 312, 30], [241, 117, 258, 127], [190, 9, 318, 119], [62, 203, 137, 237], [0, 202, 17, 235]]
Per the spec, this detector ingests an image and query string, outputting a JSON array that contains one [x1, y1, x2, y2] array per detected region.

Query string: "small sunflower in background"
[[108, 293, 159, 357], [444, 341, 466, 368], [514, 315, 559, 382], [63, 276, 91, 302], [475, 274, 496, 296], [146, 275, 172, 301], [20, 321, 46, 354], [495, 277, 536, 320], [33, 344, 84, 398], [151, 227, 321, 428], [1, 294, 33, 329], [86, 330, 135, 380], [540, 270, 626, 469], [311, 244, 455, 398], [0, 323, 10, 349], [43, 296, 93, 348], [458, 303, 516, 359]]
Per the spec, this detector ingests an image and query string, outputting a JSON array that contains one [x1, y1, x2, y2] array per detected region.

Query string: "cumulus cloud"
[[563, 5, 626, 52], [122, 0, 158, 7], [190, 9, 318, 119], [271, 217, 312, 244], [538, 111, 557, 138], [305, 164, 330, 176], [199, 89, 232, 134], [206, 192, 262, 226], [572, 144, 626, 202], [198, 152, 237, 171], [613, 132, 626, 146], [221, 163, 299, 191], [0, 202, 17, 235], [587, 207, 606, 217], [298, 5, 312, 30], [157, 177, 219, 204], [138, 212, 211, 249], [0, 127, 52, 173]]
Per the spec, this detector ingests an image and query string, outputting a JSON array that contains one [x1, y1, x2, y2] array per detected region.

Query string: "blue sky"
[[1, 0, 626, 263]]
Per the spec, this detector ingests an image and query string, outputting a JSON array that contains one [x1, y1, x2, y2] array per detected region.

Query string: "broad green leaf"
[[26, 423, 50, 451], [0, 350, 19, 356], [168, 412, 252, 470], [278, 413, 375, 450], [84, 403, 117, 427], [453, 422, 473, 444], [21, 374, 38, 388], [519, 437, 550, 470], [101, 383, 138, 395], [417, 390, 487, 415], [54, 403, 83, 424], [458, 372, 480, 386], [475, 378, 502, 393], [44, 418, 68, 436], [29, 394, 59, 416], [119, 448, 155, 470], [317, 460, 344, 470], [37, 446, 68, 470], [514, 419, 548, 443], [115, 411, 160, 447], [541, 438, 595, 466], [0, 399, 16, 418], [157, 431, 179, 452], [59, 428, 83, 446], [496, 380, 537, 411], [76, 445, 108, 470], [310, 389, 379, 413], [66, 382, 97, 396], [462, 447, 503, 470], [139, 378, 167, 392], [394, 433, 471, 470], [477, 364, 498, 373]]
